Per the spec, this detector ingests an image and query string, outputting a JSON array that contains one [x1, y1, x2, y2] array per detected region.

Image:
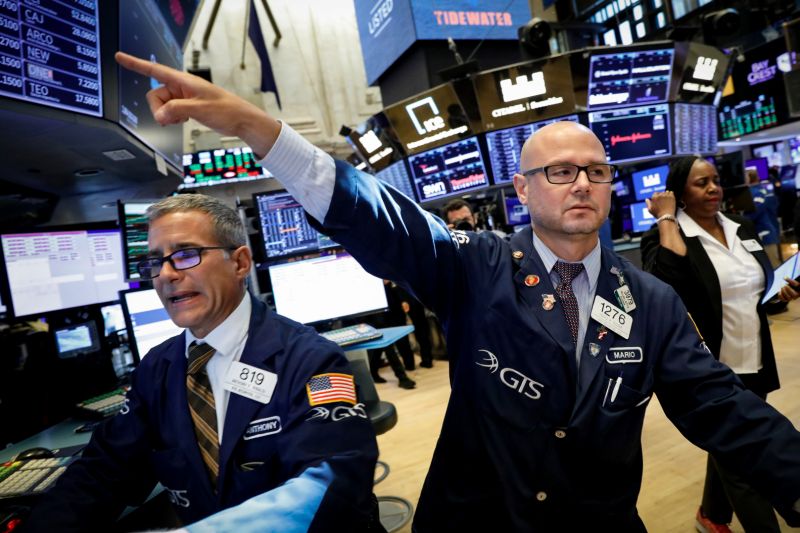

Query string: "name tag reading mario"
[[591, 295, 632, 339], [223, 362, 277, 404], [741, 239, 763, 252]]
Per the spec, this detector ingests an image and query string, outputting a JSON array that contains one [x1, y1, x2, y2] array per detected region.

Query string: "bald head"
[[519, 121, 607, 172]]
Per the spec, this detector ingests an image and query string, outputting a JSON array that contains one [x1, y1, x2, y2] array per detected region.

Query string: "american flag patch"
[[306, 373, 356, 406]]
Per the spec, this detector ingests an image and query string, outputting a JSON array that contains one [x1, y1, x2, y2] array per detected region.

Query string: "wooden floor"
[[374, 304, 800, 532]]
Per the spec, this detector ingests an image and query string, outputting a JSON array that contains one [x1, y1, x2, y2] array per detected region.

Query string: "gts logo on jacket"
[[476, 349, 544, 400]]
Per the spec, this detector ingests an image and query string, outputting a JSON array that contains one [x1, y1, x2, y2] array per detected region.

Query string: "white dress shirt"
[[677, 210, 764, 374], [185, 293, 251, 443]]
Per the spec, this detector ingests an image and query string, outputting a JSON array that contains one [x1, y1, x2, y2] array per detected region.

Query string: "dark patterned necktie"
[[187, 341, 219, 486], [553, 261, 584, 345]]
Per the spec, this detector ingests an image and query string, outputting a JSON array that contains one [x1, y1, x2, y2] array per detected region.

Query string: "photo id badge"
[[614, 285, 636, 313], [741, 239, 763, 252], [591, 295, 632, 339], [223, 362, 277, 404]]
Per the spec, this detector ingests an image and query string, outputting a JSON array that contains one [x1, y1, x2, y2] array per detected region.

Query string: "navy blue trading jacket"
[[312, 160, 800, 531], [21, 295, 379, 532]]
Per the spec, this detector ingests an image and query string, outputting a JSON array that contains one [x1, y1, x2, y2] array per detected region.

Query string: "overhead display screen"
[[346, 113, 402, 172], [181, 146, 271, 189], [118, 0, 184, 169], [383, 83, 476, 155], [486, 115, 580, 184], [254, 191, 337, 259], [675, 42, 730, 105], [589, 104, 672, 164], [473, 56, 577, 131], [674, 103, 717, 154], [408, 136, 488, 202], [375, 159, 417, 201], [587, 47, 674, 110], [0, 0, 102, 116]]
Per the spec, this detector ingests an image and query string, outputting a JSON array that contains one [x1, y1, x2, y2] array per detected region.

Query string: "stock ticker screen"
[[718, 95, 780, 140], [181, 147, 270, 189], [254, 191, 336, 259], [408, 136, 489, 202], [674, 103, 718, 154], [485, 115, 580, 184], [375, 159, 417, 201], [587, 48, 674, 110], [119, 200, 155, 281], [0, 0, 102, 116], [589, 104, 672, 164]]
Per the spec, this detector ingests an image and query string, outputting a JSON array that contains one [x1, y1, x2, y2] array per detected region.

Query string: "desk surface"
[[0, 418, 89, 463], [344, 325, 414, 351]]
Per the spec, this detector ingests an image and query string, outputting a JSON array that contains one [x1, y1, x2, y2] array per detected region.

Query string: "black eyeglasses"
[[522, 163, 617, 184], [137, 246, 236, 279]]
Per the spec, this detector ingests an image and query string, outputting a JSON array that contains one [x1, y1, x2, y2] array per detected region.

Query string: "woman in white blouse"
[[641, 155, 799, 533]]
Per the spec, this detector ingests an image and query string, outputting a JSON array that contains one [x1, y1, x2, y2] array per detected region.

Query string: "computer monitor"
[[180, 147, 273, 189], [119, 288, 183, 363], [253, 191, 337, 260], [118, 199, 159, 281], [629, 201, 656, 233], [710, 152, 746, 189], [503, 193, 531, 226], [745, 157, 770, 181], [53, 321, 101, 359], [100, 303, 127, 336], [375, 160, 417, 201], [485, 115, 580, 184], [588, 104, 672, 164], [407, 136, 489, 202], [0, 226, 130, 318], [0, 0, 103, 117], [587, 47, 674, 109], [268, 251, 388, 325], [779, 165, 799, 189], [674, 103, 718, 154], [631, 164, 669, 202]]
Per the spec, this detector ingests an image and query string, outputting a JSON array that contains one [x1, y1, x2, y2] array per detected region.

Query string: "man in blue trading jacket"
[[21, 194, 381, 532], [115, 52, 800, 531]]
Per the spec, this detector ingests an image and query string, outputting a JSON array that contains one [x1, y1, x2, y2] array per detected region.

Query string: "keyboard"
[[0, 456, 76, 500], [75, 386, 130, 419], [320, 324, 383, 347]]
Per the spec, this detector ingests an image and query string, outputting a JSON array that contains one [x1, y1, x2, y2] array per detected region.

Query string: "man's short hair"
[[146, 194, 247, 249], [443, 199, 473, 219]]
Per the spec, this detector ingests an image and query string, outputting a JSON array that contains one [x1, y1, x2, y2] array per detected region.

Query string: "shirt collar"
[[185, 293, 251, 358], [532, 231, 602, 290], [677, 210, 740, 247]]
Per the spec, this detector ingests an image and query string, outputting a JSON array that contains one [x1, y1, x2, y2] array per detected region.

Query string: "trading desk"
[[342, 325, 415, 365]]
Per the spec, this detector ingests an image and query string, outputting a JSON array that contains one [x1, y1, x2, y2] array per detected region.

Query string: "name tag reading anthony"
[[223, 362, 277, 404], [741, 239, 763, 252], [591, 295, 632, 339]]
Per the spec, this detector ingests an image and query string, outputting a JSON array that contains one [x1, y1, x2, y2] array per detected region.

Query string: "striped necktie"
[[187, 341, 219, 486], [553, 261, 584, 345]]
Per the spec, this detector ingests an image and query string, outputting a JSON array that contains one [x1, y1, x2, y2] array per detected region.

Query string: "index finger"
[[115, 51, 182, 86]]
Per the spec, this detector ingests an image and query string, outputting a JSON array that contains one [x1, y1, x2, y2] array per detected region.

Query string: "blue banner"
[[355, 0, 417, 85]]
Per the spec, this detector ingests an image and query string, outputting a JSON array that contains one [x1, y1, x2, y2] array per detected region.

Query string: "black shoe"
[[372, 375, 387, 384], [420, 360, 433, 368], [398, 377, 416, 389]]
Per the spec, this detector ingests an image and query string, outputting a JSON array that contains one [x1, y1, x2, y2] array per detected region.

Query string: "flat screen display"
[[473, 56, 577, 131], [485, 115, 580, 184], [589, 104, 672, 164], [0, 0, 102, 116], [629, 200, 656, 233], [120, 288, 183, 363], [254, 190, 337, 259], [675, 42, 730, 105], [346, 113, 402, 172], [745, 157, 769, 181], [181, 147, 272, 189], [587, 47, 674, 109], [118, 200, 158, 281], [504, 195, 531, 226], [674, 103, 718, 154], [118, 0, 184, 169], [268, 251, 388, 325], [100, 303, 126, 335], [779, 165, 798, 189], [375, 159, 417, 201], [383, 83, 476, 155], [631, 164, 669, 202], [407, 136, 489, 202], [1, 228, 129, 317], [54, 321, 100, 358]]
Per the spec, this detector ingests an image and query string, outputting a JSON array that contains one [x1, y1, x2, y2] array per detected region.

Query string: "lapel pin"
[[610, 266, 625, 287], [524, 274, 540, 287], [597, 325, 608, 340], [589, 343, 600, 357], [512, 250, 524, 260], [542, 294, 556, 311]]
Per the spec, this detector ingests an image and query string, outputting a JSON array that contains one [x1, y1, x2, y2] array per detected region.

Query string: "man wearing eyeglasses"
[[113, 52, 800, 532], [21, 194, 383, 532]]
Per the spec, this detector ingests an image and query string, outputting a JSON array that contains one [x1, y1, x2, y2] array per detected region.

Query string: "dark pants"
[[368, 344, 408, 380], [406, 300, 433, 365], [701, 389, 780, 532]]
